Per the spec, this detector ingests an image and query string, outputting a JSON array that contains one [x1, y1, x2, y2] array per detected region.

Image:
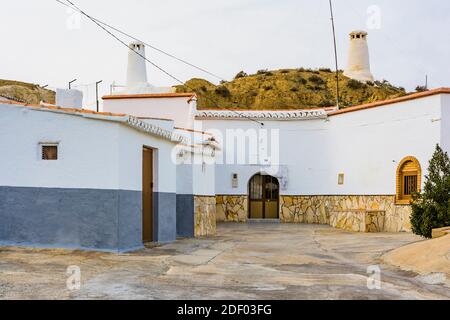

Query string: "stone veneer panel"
[[194, 196, 217, 237], [279, 195, 412, 233], [215, 194, 412, 233], [329, 210, 385, 232], [216, 195, 248, 222]]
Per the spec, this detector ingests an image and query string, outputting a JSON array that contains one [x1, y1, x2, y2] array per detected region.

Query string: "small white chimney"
[[126, 41, 148, 88], [56, 89, 83, 109], [344, 31, 374, 82]]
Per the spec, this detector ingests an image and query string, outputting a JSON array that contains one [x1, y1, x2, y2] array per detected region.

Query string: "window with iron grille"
[[403, 175, 418, 196], [396, 157, 421, 204], [42, 145, 58, 160]]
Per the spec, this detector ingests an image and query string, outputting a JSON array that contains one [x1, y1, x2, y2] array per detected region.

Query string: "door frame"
[[248, 173, 280, 219], [142, 146, 154, 243]]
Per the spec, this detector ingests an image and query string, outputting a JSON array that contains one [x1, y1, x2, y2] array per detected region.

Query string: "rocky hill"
[[1, 69, 407, 110], [0, 80, 55, 104], [175, 68, 406, 110]]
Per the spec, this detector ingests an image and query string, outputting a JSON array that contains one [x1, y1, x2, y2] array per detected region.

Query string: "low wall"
[[329, 210, 385, 232], [216, 195, 248, 222], [216, 194, 412, 233], [177, 195, 217, 238], [194, 196, 216, 237]]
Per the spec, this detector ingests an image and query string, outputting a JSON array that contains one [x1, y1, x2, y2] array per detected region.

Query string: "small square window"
[[42, 145, 58, 160]]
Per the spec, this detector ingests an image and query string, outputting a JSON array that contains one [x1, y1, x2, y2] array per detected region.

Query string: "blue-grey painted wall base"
[[176, 194, 194, 238], [0, 187, 177, 251]]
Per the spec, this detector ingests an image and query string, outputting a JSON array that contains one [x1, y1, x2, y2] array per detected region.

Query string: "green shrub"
[[347, 79, 366, 90], [319, 68, 332, 73], [234, 71, 247, 79], [256, 69, 273, 76], [215, 85, 231, 97], [318, 100, 334, 107], [411, 145, 450, 238], [296, 77, 307, 85], [415, 86, 428, 92], [308, 75, 325, 85]]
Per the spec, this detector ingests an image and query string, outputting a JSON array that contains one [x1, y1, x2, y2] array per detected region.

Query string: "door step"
[[247, 219, 280, 224]]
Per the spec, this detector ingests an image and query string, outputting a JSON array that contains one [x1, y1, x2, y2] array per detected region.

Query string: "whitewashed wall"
[[324, 95, 441, 195], [117, 123, 176, 193], [176, 151, 215, 196], [440, 94, 450, 154], [192, 152, 216, 196], [200, 94, 445, 196], [0, 104, 176, 193], [104, 97, 195, 128]]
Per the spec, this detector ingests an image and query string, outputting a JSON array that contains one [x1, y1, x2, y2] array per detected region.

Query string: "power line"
[[58, 0, 264, 125], [55, 0, 225, 82], [328, 0, 340, 109]]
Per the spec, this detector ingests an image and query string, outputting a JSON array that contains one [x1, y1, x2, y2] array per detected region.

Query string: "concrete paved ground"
[[0, 223, 449, 300]]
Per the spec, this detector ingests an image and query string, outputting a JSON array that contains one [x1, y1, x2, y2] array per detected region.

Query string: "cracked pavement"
[[0, 223, 449, 300]]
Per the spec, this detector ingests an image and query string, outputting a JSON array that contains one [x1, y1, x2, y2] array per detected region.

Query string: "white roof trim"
[[194, 109, 328, 120], [125, 116, 185, 143], [4, 102, 187, 144]]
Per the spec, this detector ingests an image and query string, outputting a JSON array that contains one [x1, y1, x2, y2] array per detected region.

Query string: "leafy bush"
[[234, 71, 247, 79], [411, 145, 450, 238], [318, 100, 334, 107], [319, 68, 332, 73], [215, 85, 231, 97], [306, 84, 325, 91], [263, 85, 273, 91], [257, 69, 273, 76], [296, 77, 307, 85], [308, 75, 325, 85], [347, 79, 366, 90], [415, 85, 428, 92], [280, 69, 290, 74], [290, 87, 299, 92]]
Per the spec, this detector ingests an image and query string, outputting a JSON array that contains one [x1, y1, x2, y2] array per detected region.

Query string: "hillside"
[[0, 80, 55, 104], [175, 68, 406, 110]]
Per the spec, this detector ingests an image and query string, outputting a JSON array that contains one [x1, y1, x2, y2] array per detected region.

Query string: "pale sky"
[[1, 0, 449, 108]]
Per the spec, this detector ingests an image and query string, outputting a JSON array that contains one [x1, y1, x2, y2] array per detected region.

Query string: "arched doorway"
[[248, 174, 279, 219]]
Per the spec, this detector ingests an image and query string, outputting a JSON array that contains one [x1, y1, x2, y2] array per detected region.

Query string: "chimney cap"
[[129, 41, 145, 48], [349, 30, 368, 37]]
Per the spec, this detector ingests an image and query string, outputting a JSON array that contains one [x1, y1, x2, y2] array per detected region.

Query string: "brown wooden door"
[[249, 174, 279, 219], [142, 147, 153, 242]]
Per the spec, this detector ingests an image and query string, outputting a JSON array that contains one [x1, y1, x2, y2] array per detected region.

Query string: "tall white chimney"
[[126, 41, 148, 88], [344, 31, 374, 82]]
